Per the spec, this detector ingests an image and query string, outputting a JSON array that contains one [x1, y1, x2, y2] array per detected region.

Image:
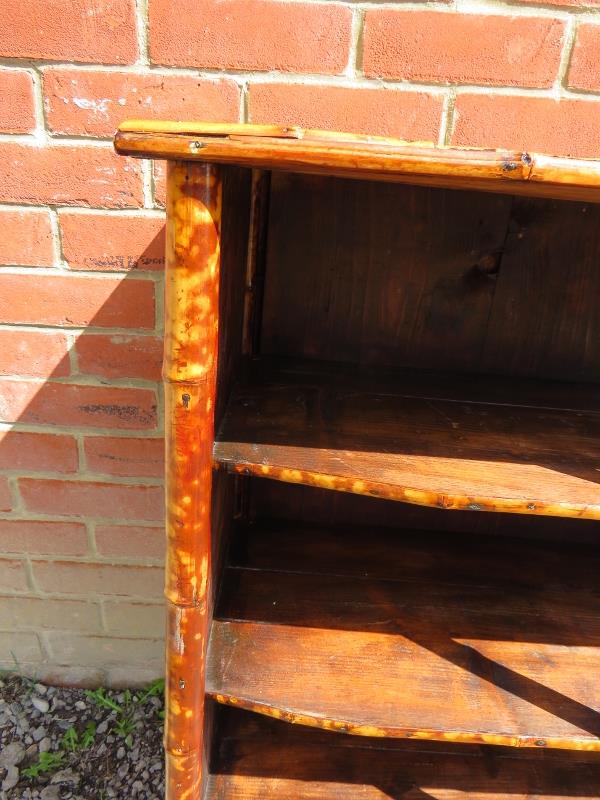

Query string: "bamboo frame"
[[112, 123, 600, 798], [163, 161, 222, 800], [114, 122, 600, 203]]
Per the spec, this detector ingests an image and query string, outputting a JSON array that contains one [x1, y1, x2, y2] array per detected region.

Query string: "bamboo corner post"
[[163, 161, 222, 800]]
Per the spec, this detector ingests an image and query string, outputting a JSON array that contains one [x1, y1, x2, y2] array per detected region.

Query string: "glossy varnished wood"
[[163, 161, 222, 800], [207, 520, 600, 750], [114, 122, 600, 203], [214, 358, 600, 518], [262, 176, 600, 382], [113, 121, 600, 798], [207, 708, 600, 799]]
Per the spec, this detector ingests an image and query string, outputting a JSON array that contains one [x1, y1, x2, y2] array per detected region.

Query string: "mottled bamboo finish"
[[164, 161, 222, 800], [114, 122, 600, 203]]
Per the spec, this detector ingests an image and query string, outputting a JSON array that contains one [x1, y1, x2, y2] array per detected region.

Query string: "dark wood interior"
[[207, 706, 600, 799], [261, 174, 600, 382], [208, 170, 600, 795]]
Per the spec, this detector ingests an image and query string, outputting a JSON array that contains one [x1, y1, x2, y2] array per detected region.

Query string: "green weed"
[[61, 722, 96, 752], [22, 750, 64, 778]]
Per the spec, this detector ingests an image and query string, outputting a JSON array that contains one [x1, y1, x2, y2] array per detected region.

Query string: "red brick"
[[103, 601, 164, 637], [519, 0, 600, 5], [0, 143, 142, 208], [0, 70, 35, 133], [95, 524, 164, 560], [0, 520, 87, 556], [46, 632, 163, 667], [0, 430, 78, 473], [0, 330, 70, 377], [60, 212, 165, 272], [76, 334, 162, 381], [0, 596, 102, 632], [44, 69, 240, 137], [153, 162, 166, 208], [20, 478, 163, 521], [0, 477, 12, 511], [453, 94, 600, 159], [0, 381, 157, 430], [84, 437, 164, 478], [0, 209, 54, 267], [0, 273, 154, 328], [363, 10, 564, 88], [149, 0, 352, 74], [568, 24, 600, 91], [0, 0, 137, 63], [33, 560, 163, 596], [0, 558, 28, 591], [249, 83, 442, 141], [0, 632, 42, 662]]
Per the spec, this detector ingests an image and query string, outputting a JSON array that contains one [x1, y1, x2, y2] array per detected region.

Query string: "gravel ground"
[[0, 674, 165, 800]]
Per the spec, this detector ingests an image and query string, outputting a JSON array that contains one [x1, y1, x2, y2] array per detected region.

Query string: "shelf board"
[[213, 358, 600, 519], [208, 707, 600, 799], [206, 520, 600, 751]]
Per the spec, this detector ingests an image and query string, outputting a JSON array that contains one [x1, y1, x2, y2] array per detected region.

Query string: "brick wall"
[[0, 0, 599, 686]]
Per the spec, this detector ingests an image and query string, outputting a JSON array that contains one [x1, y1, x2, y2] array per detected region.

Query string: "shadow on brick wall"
[[0, 225, 168, 688]]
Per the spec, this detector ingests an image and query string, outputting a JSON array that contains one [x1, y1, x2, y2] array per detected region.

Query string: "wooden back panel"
[[261, 174, 600, 382]]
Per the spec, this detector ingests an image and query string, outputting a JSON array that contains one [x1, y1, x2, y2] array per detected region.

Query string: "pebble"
[[1, 675, 165, 799], [40, 786, 61, 800], [50, 769, 80, 786], [0, 741, 26, 767], [25, 744, 38, 760], [33, 725, 47, 742], [31, 697, 50, 714], [1, 765, 19, 791]]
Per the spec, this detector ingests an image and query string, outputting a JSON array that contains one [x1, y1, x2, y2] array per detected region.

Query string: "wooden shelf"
[[213, 358, 600, 519], [208, 707, 600, 799], [206, 520, 600, 751]]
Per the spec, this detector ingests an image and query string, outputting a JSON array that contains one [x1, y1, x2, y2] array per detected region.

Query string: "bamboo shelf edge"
[[114, 121, 600, 202], [206, 521, 600, 753], [207, 690, 600, 752], [213, 358, 600, 520]]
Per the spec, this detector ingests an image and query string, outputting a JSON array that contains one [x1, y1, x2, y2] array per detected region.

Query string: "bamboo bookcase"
[[114, 123, 600, 800]]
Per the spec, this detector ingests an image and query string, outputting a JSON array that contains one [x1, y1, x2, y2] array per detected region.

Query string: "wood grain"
[[114, 123, 600, 202], [213, 357, 600, 518], [207, 707, 600, 799], [481, 197, 600, 382], [261, 174, 513, 370], [207, 520, 600, 751], [261, 175, 600, 382]]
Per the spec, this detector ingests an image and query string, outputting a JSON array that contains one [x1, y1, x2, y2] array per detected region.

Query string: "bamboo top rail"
[[114, 121, 600, 202]]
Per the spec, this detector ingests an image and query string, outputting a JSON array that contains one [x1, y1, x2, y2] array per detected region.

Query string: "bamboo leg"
[[163, 161, 222, 800]]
